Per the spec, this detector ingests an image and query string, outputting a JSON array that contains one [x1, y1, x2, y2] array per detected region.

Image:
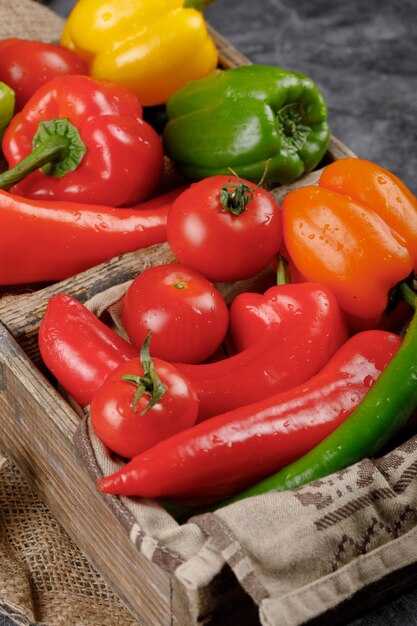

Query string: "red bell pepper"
[[0, 74, 163, 206], [176, 283, 348, 421], [229, 257, 293, 351], [38, 294, 139, 407], [0, 187, 180, 285], [98, 330, 401, 501], [0, 38, 87, 111]]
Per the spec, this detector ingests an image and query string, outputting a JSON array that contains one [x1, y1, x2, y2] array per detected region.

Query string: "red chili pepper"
[[0, 38, 87, 111], [176, 283, 348, 421], [0, 187, 179, 285], [0, 75, 164, 206], [98, 330, 401, 501], [38, 294, 139, 407]]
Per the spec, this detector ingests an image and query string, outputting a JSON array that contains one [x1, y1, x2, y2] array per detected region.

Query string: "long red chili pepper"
[[176, 282, 348, 421], [98, 330, 401, 501], [38, 294, 139, 407], [0, 187, 181, 285]]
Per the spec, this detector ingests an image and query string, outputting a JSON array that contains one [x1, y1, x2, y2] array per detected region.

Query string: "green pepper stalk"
[[184, 0, 217, 8], [222, 283, 417, 505], [0, 119, 86, 190], [0, 82, 15, 142]]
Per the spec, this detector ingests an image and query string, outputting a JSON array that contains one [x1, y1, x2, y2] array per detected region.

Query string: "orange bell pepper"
[[282, 158, 417, 325]]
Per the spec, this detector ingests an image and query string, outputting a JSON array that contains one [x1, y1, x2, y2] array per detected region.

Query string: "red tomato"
[[123, 264, 229, 364], [167, 174, 282, 282], [90, 354, 199, 458], [0, 39, 87, 111]]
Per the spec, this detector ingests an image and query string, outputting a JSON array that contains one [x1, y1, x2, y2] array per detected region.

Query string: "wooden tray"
[[0, 28, 356, 626]]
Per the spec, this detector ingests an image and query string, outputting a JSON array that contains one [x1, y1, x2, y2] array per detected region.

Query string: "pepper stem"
[[0, 118, 87, 190], [121, 333, 167, 415], [184, 0, 217, 8], [399, 281, 417, 310], [276, 255, 290, 286]]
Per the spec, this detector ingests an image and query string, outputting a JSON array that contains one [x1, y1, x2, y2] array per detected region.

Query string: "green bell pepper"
[[163, 65, 330, 184], [0, 82, 15, 142]]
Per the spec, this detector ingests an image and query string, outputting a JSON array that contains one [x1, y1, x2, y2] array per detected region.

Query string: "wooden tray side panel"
[[0, 324, 172, 626]]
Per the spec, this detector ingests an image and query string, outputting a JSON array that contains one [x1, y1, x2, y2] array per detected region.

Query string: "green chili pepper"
[[222, 289, 417, 506], [163, 65, 330, 184], [0, 82, 15, 141]]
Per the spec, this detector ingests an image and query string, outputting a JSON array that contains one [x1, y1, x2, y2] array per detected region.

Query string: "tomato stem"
[[220, 161, 271, 216], [121, 333, 167, 414]]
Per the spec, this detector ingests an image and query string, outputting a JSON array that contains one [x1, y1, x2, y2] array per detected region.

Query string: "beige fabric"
[[73, 282, 417, 626]]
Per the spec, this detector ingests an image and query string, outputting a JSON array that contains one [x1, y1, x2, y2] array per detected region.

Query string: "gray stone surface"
[[24, 1, 417, 625], [204, 0, 417, 193]]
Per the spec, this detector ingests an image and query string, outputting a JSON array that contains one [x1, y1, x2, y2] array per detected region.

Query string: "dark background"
[[16, 1, 417, 625]]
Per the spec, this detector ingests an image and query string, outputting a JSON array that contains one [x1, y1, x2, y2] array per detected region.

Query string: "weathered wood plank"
[[0, 323, 172, 626]]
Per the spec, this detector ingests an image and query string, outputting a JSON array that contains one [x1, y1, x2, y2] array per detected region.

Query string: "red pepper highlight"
[[98, 330, 401, 501], [1, 74, 164, 206], [176, 283, 348, 421], [0, 187, 180, 285], [38, 294, 139, 407], [0, 38, 88, 111]]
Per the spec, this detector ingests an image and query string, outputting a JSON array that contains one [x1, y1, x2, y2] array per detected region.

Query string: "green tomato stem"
[[121, 333, 167, 415]]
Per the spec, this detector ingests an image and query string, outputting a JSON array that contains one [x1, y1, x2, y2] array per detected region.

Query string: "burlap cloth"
[[70, 281, 417, 626]]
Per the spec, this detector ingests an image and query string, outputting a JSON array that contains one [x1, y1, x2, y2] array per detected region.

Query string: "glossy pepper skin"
[[0, 38, 87, 111], [225, 301, 417, 504], [230, 283, 296, 352], [282, 158, 417, 325], [39, 294, 139, 407], [98, 330, 401, 501], [176, 283, 348, 421], [0, 81, 14, 140], [1, 75, 163, 206], [163, 65, 330, 184], [0, 186, 179, 285], [60, 0, 218, 107]]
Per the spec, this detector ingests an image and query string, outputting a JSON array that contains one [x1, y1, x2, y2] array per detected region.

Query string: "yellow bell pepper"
[[61, 0, 218, 107]]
